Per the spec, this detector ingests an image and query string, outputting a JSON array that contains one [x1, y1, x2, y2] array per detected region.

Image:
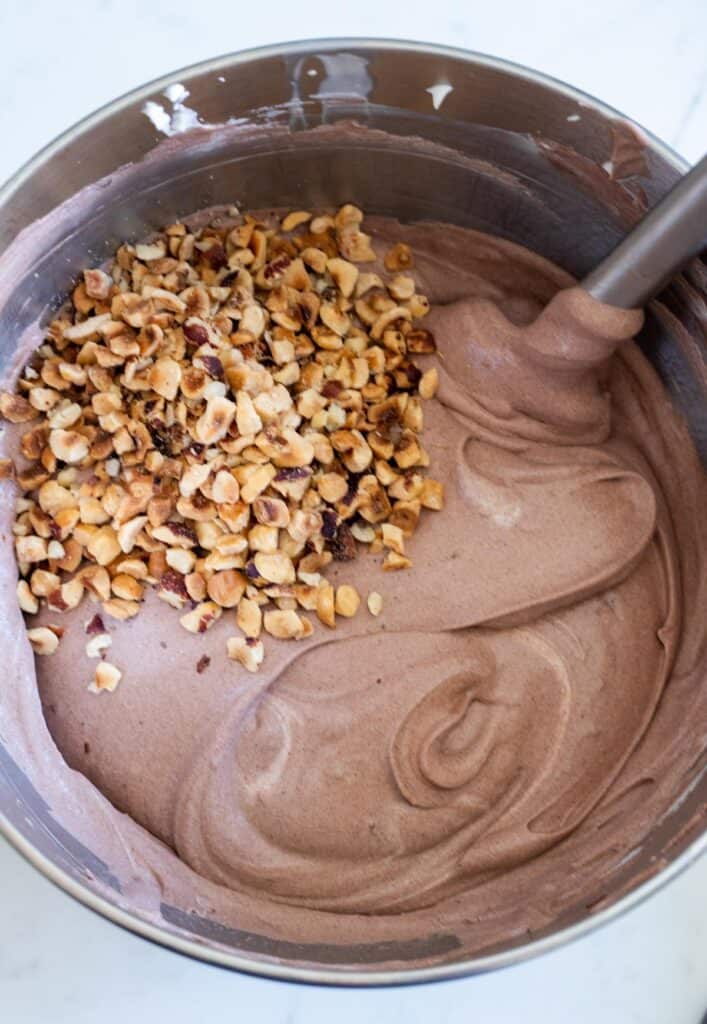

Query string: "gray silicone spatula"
[[582, 152, 707, 308]]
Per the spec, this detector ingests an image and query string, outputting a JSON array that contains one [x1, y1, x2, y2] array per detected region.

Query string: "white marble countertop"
[[1, 1, 706, 1021]]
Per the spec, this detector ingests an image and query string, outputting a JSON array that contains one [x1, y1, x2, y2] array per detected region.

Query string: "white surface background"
[[1, 1, 706, 1021]]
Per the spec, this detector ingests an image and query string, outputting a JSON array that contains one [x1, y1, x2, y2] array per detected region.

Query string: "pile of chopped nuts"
[[0, 205, 444, 684]]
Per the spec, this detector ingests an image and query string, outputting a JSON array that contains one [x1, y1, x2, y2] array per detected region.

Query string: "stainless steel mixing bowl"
[[0, 38, 705, 985]]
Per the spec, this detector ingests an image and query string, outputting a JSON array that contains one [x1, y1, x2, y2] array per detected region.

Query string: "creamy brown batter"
[[4, 218, 707, 958]]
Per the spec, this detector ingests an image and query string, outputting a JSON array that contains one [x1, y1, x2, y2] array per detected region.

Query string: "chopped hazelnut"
[[236, 596, 262, 638], [227, 636, 264, 672], [1, 391, 38, 423], [420, 478, 445, 510], [381, 522, 405, 555], [49, 429, 89, 464], [86, 526, 121, 566], [254, 551, 295, 585], [383, 550, 412, 571], [263, 608, 307, 639], [17, 580, 39, 614], [102, 597, 141, 620], [27, 626, 60, 656], [207, 569, 246, 608], [419, 367, 439, 400], [179, 601, 222, 634], [335, 584, 360, 618], [316, 581, 336, 629], [15, 535, 48, 564], [86, 633, 112, 658], [89, 661, 122, 693]]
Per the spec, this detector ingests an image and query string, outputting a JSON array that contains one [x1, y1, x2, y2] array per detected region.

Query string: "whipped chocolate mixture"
[[2, 218, 706, 959]]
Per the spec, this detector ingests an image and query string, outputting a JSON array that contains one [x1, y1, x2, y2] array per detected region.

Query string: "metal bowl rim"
[[0, 36, 703, 987]]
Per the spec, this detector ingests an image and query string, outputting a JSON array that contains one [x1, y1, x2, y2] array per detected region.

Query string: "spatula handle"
[[583, 152, 707, 308]]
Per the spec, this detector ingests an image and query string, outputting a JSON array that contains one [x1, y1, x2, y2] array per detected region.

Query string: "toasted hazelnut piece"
[[17, 579, 39, 614], [49, 428, 89, 464], [419, 367, 439, 400], [253, 495, 290, 528], [179, 462, 211, 497], [350, 521, 376, 544], [407, 293, 430, 318], [28, 388, 61, 413], [63, 313, 112, 341], [15, 535, 48, 564], [381, 522, 405, 555], [335, 584, 360, 618], [357, 477, 392, 524], [165, 547, 196, 574], [254, 551, 295, 585], [86, 632, 112, 658], [27, 626, 60, 656], [111, 574, 144, 601], [185, 572, 207, 602], [58, 362, 87, 386], [45, 536, 64, 561], [36, 481, 73, 518], [235, 390, 263, 436], [383, 550, 412, 571], [84, 268, 112, 300], [240, 463, 277, 504], [179, 600, 222, 634], [79, 495, 111, 525], [211, 469, 240, 504], [281, 210, 312, 232], [136, 239, 167, 261], [420, 478, 445, 510], [207, 569, 246, 608], [316, 581, 336, 629], [194, 396, 236, 445], [227, 636, 264, 672], [248, 524, 279, 553], [59, 577, 85, 611], [148, 355, 182, 400], [152, 521, 197, 548], [115, 557, 148, 579], [30, 568, 60, 597], [0, 391, 38, 423], [384, 242, 413, 272], [78, 564, 112, 601], [338, 226, 376, 263], [370, 305, 412, 342], [102, 598, 141, 621], [292, 583, 318, 610], [117, 514, 148, 554], [317, 472, 348, 503], [54, 507, 81, 540], [89, 661, 122, 693], [330, 429, 372, 473], [389, 499, 421, 536], [288, 509, 323, 543], [263, 608, 307, 640], [86, 525, 121, 566], [237, 596, 262, 639], [405, 328, 436, 354], [388, 274, 416, 301], [367, 591, 383, 616], [240, 303, 266, 338], [327, 257, 359, 298], [47, 401, 82, 430], [394, 430, 423, 469]]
